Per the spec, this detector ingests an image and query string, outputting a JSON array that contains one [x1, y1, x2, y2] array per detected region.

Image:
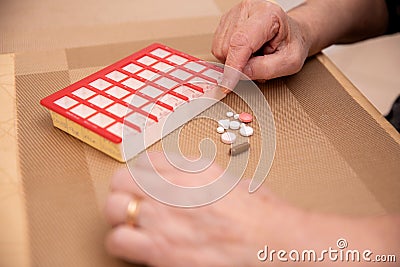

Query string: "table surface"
[[2, 51, 399, 267]]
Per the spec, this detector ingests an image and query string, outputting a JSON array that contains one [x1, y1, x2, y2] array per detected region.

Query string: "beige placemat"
[[12, 36, 400, 266]]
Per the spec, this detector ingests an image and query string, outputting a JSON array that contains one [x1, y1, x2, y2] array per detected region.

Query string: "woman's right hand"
[[212, 0, 311, 87]]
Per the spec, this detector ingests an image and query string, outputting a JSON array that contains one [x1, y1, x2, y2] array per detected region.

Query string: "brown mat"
[[14, 36, 400, 266]]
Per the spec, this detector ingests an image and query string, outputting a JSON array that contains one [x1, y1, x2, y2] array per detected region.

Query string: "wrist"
[[288, 11, 315, 57]]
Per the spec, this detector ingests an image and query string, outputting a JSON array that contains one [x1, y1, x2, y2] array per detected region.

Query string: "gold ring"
[[126, 198, 141, 226]]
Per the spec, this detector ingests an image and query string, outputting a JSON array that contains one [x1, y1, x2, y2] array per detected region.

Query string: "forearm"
[[288, 0, 389, 56]]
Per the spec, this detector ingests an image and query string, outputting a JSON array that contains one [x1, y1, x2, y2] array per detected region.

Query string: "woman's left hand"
[[103, 151, 310, 267]]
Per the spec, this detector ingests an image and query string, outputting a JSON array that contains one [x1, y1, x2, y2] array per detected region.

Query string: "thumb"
[[243, 53, 304, 80]]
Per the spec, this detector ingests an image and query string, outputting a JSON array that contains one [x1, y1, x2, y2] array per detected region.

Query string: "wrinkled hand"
[[212, 0, 310, 88], [103, 151, 310, 267]]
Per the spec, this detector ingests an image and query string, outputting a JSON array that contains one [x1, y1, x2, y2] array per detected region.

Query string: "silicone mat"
[[14, 39, 400, 267]]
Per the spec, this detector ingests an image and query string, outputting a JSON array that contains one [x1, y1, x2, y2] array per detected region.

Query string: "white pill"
[[229, 120, 240, 130], [218, 119, 230, 129], [216, 126, 225, 134], [226, 111, 234, 117], [234, 114, 240, 120], [240, 126, 254, 137], [221, 132, 236, 144], [240, 123, 246, 128]]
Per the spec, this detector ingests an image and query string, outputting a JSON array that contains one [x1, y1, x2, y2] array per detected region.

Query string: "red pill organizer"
[[41, 43, 225, 162]]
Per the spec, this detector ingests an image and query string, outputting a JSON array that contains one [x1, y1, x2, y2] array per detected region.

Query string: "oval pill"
[[221, 132, 236, 144], [234, 114, 240, 120], [239, 112, 253, 123], [230, 142, 250, 156], [226, 111, 234, 117], [229, 120, 240, 130]]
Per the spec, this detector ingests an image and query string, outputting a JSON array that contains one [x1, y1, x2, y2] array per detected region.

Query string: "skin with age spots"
[[214, 0, 389, 88]]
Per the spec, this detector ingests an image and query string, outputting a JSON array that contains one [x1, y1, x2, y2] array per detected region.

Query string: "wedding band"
[[126, 198, 141, 226]]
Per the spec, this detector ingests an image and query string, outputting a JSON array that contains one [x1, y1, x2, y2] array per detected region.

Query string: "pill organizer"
[[40, 43, 225, 162]]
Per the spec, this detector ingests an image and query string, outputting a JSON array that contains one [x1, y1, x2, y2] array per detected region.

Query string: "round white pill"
[[240, 126, 254, 137], [216, 126, 225, 134], [229, 120, 240, 130], [240, 123, 246, 128], [234, 114, 240, 120], [218, 119, 230, 129], [226, 111, 234, 117], [221, 132, 236, 144]]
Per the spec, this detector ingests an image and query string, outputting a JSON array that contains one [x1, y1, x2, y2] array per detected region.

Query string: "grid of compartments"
[[41, 43, 223, 144]]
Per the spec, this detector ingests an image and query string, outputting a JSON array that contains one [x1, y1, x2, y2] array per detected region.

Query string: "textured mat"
[[13, 37, 400, 266], [2, 0, 399, 265]]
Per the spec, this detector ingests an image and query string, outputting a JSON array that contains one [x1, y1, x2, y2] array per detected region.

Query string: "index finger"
[[221, 10, 281, 89]]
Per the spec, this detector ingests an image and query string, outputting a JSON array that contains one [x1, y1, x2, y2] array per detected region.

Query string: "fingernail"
[[220, 77, 229, 88], [220, 76, 235, 91], [221, 66, 241, 90], [243, 65, 252, 77]]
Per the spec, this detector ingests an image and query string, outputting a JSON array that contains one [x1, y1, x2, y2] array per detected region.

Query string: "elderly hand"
[[212, 0, 310, 87], [103, 152, 400, 266], [103, 151, 310, 267]]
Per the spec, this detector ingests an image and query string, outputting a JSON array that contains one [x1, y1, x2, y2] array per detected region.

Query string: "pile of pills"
[[217, 111, 254, 155]]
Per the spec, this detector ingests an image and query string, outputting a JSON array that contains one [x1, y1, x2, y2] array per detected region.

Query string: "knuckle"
[[261, 1, 285, 24]]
